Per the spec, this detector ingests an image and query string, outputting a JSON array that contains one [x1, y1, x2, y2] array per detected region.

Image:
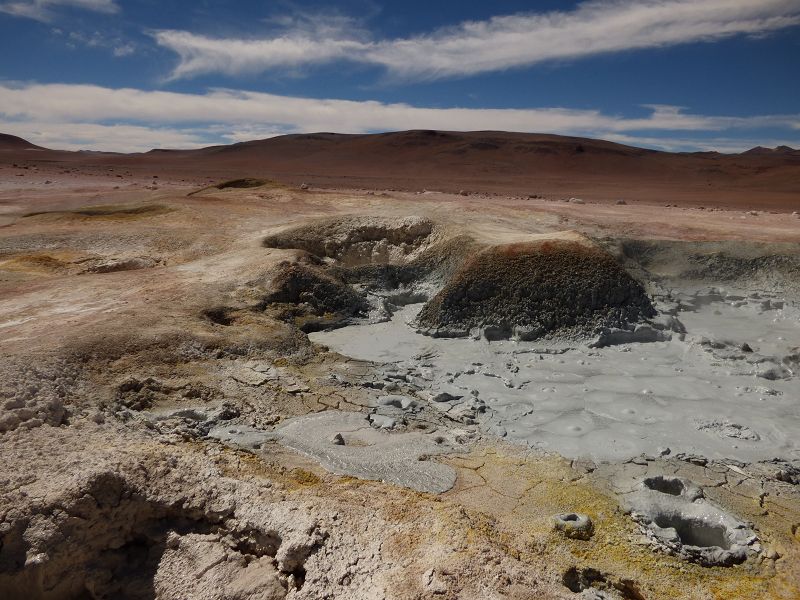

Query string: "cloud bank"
[[152, 0, 800, 80], [1, 82, 798, 152]]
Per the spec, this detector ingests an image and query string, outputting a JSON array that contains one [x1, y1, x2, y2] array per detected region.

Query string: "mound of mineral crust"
[[415, 232, 655, 340]]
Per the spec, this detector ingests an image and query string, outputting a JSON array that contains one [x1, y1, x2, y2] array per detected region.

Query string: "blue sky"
[[1, 0, 799, 152]]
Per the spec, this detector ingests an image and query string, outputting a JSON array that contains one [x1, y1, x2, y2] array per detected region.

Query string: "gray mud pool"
[[311, 288, 800, 463]]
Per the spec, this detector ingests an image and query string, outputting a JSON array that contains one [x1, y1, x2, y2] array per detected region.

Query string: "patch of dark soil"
[[202, 306, 235, 326], [214, 178, 273, 189], [23, 204, 172, 220], [115, 377, 175, 410]]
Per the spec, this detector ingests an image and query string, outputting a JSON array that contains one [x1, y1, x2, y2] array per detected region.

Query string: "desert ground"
[[1, 132, 799, 600]]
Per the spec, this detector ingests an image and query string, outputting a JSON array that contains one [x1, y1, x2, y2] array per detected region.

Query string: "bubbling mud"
[[311, 288, 799, 463]]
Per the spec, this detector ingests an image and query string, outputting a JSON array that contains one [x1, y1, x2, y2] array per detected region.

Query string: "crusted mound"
[[621, 240, 800, 298], [331, 234, 478, 292], [263, 216, 436, 266], [261, 262, 368, 331], [416, 235, 655, 340]]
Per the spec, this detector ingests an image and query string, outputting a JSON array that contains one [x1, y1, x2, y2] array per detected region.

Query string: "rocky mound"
[[416, 234, 655, 340], [261, 262, 368, 332]]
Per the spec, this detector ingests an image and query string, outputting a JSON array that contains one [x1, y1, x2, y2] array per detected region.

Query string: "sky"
[[0, 0, 799, 152]]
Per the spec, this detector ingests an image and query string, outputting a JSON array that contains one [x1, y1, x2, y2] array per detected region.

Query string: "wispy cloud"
[[151, 11, 368, 81], [152, 0, 800, 81], [0, 82, 798, 152], [0, 0, 117, 22], [55, 27, 136, 56]]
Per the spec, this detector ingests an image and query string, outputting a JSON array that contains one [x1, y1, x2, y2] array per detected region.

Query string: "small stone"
[[331, 433, 345, 445], [430, 391, 462, 403], [166, 532, 181, 549]]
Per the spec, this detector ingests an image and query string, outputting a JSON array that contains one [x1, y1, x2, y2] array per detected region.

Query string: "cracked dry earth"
[[1, 175, 800, 600]]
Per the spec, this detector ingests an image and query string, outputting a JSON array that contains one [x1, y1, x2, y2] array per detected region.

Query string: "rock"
[[553, 513, 594, 540], [377, 395, 417, 410], [649, 314, 686, 334], [697, 420, 760, 441], [229, 368, 273, 387], [429, 391, 463, 403], [331, 433, 345, 445], [299, 182, 309, 190], [615, 199, 627, 205], [422, 568, 449, 594], [368, 413, 397, 429], [757, 363, 791, 380], [590, 324, 670, 348]]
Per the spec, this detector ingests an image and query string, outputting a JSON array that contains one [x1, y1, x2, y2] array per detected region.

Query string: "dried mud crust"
[[416, 239, 655, 339], [263, 216, 437, 266]]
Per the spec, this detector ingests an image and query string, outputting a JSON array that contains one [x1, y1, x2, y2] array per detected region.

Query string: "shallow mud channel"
[[311, 288, 799, 463]]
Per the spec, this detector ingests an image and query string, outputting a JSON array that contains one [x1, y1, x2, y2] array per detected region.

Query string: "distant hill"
[[1, 129, 798, 210], [0, 133, 44, 150], [742, 145, 799, 156]]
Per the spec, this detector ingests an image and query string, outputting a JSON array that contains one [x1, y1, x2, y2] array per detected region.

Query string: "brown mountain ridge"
[[2, 130, 799, 211]]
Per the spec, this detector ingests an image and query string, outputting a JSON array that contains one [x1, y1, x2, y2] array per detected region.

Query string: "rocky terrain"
[[1, 134, 799, 599]]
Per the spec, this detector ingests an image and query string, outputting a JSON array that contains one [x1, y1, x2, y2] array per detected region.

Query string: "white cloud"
[[603, 133, 800, 153], [0, 120, 209, 152], [152, 0, 800, 81], [0, 0, 118, 22], [112, 42, 135, 57], [0, 82, 797, 152], [52, 27, 135, 56], [152, 12, 368, 80]]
